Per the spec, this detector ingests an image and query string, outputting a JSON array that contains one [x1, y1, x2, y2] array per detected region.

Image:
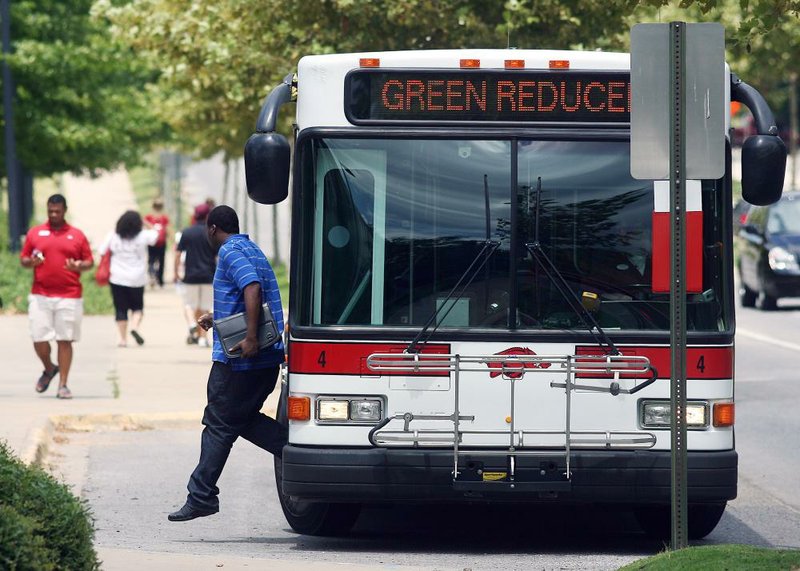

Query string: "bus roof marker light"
[[288, 396, 311, 421], [359, 58, 380, 68], [460, 59, 480, 68], [549, 60, 570, 69], [504, 59, 525, 69], [713, 402, 735, 427]]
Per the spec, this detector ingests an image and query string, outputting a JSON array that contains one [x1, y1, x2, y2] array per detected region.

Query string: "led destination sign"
[[346, 70, 631, 124]]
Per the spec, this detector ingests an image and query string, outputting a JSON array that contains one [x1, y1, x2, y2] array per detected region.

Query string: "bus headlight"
[[316, 397, 383, 423], [640, 400, 709, 429], [349, 399, 382, 422], [317, 399, 349, 421]]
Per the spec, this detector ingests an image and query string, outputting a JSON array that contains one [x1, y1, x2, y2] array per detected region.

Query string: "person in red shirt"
[[144, 197, 169, 288], [20, 194, 94, 399]]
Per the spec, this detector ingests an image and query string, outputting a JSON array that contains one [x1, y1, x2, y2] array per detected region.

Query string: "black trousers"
[[110, 283, 144, 321], [147, 244, 166, 286], [186, 362, 286, 511]]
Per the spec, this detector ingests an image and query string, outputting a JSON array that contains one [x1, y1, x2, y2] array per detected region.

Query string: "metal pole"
[[669, 21, 689, 550], [2, 0, 23, 251], [790, 72, 798, 190], [174, 153, 182, 230]]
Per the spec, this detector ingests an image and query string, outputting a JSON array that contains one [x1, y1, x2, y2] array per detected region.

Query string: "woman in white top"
[[99, 211, 159, 346]]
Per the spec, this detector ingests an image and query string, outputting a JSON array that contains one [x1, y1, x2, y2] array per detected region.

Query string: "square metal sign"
[[630, 23, 725, 180]]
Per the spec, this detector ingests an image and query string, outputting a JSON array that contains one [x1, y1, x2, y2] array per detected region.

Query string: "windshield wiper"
[[524, 177, 619, 355], [406, 174, 500, 354], [406, 239, 500, 354]]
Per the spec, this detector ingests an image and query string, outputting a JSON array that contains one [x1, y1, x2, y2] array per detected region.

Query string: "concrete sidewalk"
[[0, 285, 217, 464], [1, 170, 283, 569], [2, 169, 219, 462]]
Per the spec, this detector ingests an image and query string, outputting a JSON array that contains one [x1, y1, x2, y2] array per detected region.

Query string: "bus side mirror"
[[741, 135, 786, 206], [244, 132, 290, 204]]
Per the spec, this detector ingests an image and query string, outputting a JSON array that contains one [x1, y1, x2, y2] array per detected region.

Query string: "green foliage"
[[273, 262, 289, 306], [0, 247, 114, 315], [98, 0, 800, 162], [3, 0, 168, 177], [621, 1, 800, 121], [0, 192, 28, 311], [635, 0, 800, 41], [128, 158, 162, 214], [96, 0, 642, 157], [0, 249, 32, 313], [0, 441, 99, 571], [618, 544, 800, 570], [0, 505, 55, 571], [0, 200, 113, 314], [81, 268, 115, 315]]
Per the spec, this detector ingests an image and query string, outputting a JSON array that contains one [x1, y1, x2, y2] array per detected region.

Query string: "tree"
[[100, 0, 800, 159], [620, 1, 800, 122], [635, 0, 800, 41], [99, 0, 645, 157], [3, 0, 166, 177]]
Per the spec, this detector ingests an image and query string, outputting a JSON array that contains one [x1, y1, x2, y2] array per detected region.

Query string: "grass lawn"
[[0, 249, 115, 315], [619, 544, 800, 570]]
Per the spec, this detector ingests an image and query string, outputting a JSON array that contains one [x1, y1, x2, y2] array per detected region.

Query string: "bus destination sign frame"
[[345, 69, 631, 126]]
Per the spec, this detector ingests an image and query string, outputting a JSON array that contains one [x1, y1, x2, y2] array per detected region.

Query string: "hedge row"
[[0, 441, 99, 570]]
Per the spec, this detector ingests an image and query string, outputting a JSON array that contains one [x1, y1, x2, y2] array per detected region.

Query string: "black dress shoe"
[[168, 503, 218, 522]]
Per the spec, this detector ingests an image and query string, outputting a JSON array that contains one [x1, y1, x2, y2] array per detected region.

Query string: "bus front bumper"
[[281, 446, 737, 504]]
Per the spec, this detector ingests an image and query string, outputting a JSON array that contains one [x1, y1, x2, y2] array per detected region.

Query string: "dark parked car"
[[738, 191, 800, 309]]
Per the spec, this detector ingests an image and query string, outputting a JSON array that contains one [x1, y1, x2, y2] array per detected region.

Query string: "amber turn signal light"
[[359, 58, 380, 67], [460, 59, 480, 68], [288, 396, 311, 421], [549, 60, 570, 69], [713, 402, 735, 427]]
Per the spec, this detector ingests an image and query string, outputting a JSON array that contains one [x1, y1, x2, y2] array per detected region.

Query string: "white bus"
[[243, 49, 786, 538]]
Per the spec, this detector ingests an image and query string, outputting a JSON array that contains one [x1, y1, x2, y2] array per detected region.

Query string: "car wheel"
[[758, 291, 778, 310], [634, 502, 726, 540], [739, 284, 757, 307]]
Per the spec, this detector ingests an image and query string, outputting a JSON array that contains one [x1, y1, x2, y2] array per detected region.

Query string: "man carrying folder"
[[169, 205, 287, 522]]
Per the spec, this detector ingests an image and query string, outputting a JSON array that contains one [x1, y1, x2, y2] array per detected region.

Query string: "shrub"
[[0, 441, 99, 570], [0, 505, 55, 571]]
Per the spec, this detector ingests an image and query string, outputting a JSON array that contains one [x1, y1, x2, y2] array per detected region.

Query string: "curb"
[[23, 407, 278, 467], [21, 419, 55, 466]]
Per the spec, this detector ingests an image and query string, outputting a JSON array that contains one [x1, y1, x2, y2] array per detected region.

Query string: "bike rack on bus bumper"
[[366, 352, 658, 492]]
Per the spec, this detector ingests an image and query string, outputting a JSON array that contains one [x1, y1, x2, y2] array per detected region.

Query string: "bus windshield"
[[296, 136, 729, 333]]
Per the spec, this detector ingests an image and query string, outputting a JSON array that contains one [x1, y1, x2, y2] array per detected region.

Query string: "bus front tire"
[[634, 502, 726, 540], [274, 456, 361, 536]]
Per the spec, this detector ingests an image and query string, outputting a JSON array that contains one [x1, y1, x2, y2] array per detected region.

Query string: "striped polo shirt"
[[212, 234, 284, 371]]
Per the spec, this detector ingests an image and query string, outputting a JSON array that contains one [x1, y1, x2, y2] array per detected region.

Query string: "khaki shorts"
[[28, 294, 83, 342], [181, 283, 213, 311]]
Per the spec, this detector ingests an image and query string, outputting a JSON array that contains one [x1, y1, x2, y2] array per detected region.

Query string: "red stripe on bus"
[[288, 341, 451, 376], [652, 210, 703, 293], [575, 345, 732, 379]]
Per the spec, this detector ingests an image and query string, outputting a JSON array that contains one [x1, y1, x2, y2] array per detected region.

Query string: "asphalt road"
[[48, 298, 800, 570]]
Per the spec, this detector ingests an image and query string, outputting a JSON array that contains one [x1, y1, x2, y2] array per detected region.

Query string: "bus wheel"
[[739, 284, 757, 307], [634, 503, 726, 540], [274, 456, 361, 536]]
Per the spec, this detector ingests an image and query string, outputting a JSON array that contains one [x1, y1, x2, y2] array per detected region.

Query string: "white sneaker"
[[198, 338, 210, 348]]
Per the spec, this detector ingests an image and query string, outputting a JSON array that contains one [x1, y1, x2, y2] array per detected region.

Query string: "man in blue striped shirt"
[[169, 205, 287, 522]]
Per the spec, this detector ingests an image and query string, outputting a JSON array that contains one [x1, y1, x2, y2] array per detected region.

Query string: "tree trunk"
[[221, 155, 231, 206], [272, 204, 281, 265]]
